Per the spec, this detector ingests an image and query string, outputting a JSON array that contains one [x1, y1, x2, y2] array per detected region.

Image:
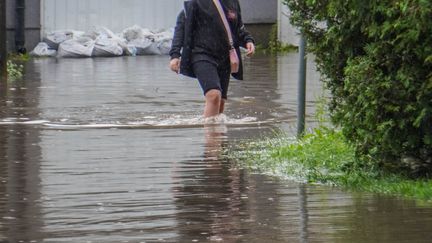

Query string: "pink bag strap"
[[212, 0, 234, 48]]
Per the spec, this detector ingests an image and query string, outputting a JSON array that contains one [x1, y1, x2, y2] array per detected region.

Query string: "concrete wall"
[[5, 0, 278, 52], [6, 0, 41, 52], [41, 0, 184, 34], [239, 0, 277, 24], [39, 0, 277, 33], [278, 0, 300, 46], [40, 0, 277, 34], [40, 0, 277, 47], [240, 0, 277, 46]]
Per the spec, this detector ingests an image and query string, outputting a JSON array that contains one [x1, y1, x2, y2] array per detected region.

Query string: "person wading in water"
[[169, 0, 255, 118]]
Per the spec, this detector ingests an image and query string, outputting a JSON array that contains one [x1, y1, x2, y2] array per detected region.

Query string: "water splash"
[[0, 114, 264, 130]]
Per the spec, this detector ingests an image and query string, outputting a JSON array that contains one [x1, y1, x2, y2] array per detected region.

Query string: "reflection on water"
[[0, 70, 44, 242], [0, 55, 432, 242], [172, 124, 245, 242]]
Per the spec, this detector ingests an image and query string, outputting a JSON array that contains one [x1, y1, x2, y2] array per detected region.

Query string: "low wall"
[[240, 0, 277, 47], [278, 1, 300, 46], [6, 0, 41, 52]]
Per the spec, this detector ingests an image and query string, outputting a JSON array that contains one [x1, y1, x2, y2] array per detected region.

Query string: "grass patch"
[[255, 43, 298, 55], [8, 53, 30, 62], [255, 24, 298, 54], [227, 126, 432, 201]]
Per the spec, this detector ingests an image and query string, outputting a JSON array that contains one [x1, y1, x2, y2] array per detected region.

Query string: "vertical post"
[[0, 0, 7, 84], [297, 34, 307, 138], [15, 0, 26, 53]]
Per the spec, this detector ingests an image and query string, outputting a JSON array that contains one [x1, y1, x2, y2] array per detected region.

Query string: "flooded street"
[[1, 54, 432, 242]]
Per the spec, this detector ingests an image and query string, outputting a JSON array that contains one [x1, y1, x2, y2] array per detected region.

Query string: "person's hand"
[[246, 42, 255, 57], [170, 58, 180, 74]]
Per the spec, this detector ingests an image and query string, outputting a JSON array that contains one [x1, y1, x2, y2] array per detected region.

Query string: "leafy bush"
[[6, 53, 28, 81], [285, 0, 432, 175], [7, 60, 24, 81]]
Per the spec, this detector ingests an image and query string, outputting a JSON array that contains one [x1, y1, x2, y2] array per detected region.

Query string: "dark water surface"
[[1, 55, 432, 243]]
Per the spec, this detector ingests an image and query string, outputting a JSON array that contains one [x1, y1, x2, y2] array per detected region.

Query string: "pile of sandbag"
[[121, 25, 173, 55], [30, 26, 174, 58]]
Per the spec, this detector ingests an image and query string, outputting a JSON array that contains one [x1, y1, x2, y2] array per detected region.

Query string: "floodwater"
[[1, 54, 432, 243]]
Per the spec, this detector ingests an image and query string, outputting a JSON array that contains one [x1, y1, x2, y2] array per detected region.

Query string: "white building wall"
[[239, 0, 277, 24], [278, 0, 300, 46], [41, 0, 184, 34]]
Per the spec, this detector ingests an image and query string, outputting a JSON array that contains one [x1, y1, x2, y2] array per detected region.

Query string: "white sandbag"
[[86, 26, 117, 40], [110, 32, 137, 56], [122, 25, 144, 42], [141, 29, 155, 39], [122, 25, 154, 42], [114, 39, 138, 56], [153, 29, 174, 41], [57, 37, 95, 58], [157, 39, 172, 55], [124, 26, 160, 55], [124, 45, 138, 56], [30, 42, 57, 57], [113, 39, 137, 56], [153, 29, 173, 55], [92, 36, 124, 57], [87, 26, 137, 56], [144, 42, 162, 55], [128, 38, 157, 55], [44, 30, 84, 50]]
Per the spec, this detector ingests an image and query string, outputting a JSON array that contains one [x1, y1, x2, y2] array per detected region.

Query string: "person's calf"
[[204, 89, 222, 117], [219, 99, 226, 114]]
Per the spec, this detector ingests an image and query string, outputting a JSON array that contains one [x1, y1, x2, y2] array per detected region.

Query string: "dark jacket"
[[169, 0, 254, 80]]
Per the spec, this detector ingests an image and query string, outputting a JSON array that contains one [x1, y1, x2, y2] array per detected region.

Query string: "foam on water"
[[0, 114, 264, 130], [0, 118, 51, 125]]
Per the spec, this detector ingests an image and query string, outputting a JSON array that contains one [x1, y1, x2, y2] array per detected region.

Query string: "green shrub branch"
[[284, 0, 432, 176]]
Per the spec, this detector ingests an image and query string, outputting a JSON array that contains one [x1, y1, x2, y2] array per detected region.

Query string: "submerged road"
[[1, 54, 432, 242]]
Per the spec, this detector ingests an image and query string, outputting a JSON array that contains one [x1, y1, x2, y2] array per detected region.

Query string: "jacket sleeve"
[[237, 4, 254, 47], [169, 10, 186, 60]]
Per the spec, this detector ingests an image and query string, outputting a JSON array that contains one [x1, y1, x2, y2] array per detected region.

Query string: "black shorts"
[[192, 59, 231, 99]]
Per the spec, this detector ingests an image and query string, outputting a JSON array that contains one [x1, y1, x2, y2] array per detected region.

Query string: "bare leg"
[[219, 98, 226, 114], [204, 89, 222, 117]]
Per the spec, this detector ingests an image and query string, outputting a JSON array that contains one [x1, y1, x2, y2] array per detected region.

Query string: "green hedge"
[[285, 0, 432, 176]]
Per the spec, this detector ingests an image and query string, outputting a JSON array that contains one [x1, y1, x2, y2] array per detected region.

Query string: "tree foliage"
[[285, 0, 432, 176]]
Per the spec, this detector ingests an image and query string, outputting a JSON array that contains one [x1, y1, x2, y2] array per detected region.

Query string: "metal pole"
[[15, 0, 26, 53], [297, 34, 307, 138], [0, 0, 7, 84]]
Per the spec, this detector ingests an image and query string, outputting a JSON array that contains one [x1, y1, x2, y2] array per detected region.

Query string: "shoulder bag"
[[212, 0, 240, 73]]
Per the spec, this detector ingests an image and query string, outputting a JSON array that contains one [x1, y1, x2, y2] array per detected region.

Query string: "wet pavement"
[[1, 54, 432, 243]]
